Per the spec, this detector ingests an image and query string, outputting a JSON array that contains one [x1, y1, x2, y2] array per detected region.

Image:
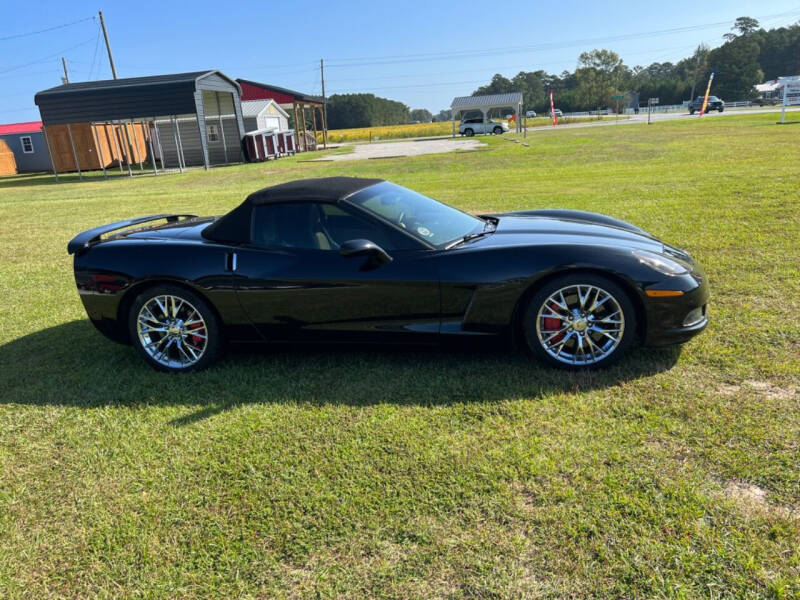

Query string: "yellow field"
[[324, 116, 623, 143], [325, 122, 454, 143]]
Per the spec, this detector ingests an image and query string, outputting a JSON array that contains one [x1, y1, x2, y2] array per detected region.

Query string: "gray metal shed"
[[0, 124, 51, 172], [34, 70, 246, 178]]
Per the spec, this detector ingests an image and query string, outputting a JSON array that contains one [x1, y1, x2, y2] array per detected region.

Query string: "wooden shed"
[[44, 122, 148, 173], [0, 121, 51, 172], [0, 139, 17, 176]]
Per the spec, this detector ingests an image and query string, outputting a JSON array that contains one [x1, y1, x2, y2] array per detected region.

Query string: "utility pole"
[[320, 60, 327, 123], [98, 10, 117, 79], [61, 57, 69, 84], [689, 45, 703, 102], [320, 58, 328, 148]]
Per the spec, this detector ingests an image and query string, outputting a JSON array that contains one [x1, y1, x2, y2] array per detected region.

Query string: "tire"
[[718, 107, 724, 112], [128, 284, 223, 373], [689, 108, 695, 115], [464, 128, 474, 137], [493, 126, 503, 135], [522, 274, 636, 370]]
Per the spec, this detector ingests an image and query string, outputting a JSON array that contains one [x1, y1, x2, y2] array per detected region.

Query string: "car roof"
[[202, 177, 383, 244], [246, 177, 383, 205]]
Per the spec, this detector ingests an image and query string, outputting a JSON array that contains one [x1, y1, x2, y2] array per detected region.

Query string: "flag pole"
[[699, 70, 715, 117]]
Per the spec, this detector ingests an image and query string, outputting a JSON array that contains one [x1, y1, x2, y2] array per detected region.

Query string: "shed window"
[[20, 136, 34, 153], [206, 123, 220, 142]]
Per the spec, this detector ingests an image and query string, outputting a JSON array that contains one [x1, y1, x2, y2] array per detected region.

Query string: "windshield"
[[346, 182, 484, 249]]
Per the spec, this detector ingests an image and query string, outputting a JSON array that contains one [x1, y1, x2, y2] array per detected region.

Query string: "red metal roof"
[[0, 121, 42, 135], [237, 79, 323, 104]]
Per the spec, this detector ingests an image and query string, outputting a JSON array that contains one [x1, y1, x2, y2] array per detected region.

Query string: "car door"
[[232, 201, 441, 342]]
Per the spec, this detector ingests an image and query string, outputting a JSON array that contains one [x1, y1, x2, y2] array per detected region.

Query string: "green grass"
[[1, 113, 798, 599]]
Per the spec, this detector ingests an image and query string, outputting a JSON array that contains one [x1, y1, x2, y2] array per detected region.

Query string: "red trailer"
[[245, 128, 278, 162]]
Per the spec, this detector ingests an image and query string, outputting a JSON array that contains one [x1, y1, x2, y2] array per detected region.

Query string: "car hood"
[[470, 215, 665, 253]]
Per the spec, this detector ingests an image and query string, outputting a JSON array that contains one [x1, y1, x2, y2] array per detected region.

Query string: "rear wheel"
[[128, 284, 222, 373], [523, 274, 636, 369], [689, 108, 695, 115]]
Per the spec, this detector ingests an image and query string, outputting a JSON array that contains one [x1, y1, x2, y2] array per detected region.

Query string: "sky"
[[2, 0, 799, 123]]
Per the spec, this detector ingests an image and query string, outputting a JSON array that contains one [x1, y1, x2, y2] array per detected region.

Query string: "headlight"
[[632, 249, 689, 275]]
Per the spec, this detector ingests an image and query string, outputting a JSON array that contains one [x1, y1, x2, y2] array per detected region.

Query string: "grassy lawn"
[[0, 113, 798, 599]]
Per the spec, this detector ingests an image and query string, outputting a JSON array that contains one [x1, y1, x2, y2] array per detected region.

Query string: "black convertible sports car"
[[68, 177, 709, 372]]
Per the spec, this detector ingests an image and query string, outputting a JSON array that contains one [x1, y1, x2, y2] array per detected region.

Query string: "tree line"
[[324, 94, 436, 129], [464, 17, 799, 114], [322, 17, 797, 127]]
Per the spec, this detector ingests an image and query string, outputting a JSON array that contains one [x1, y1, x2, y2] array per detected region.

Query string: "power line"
[[88, 22, 102, 80], [0, 16, 95, 42], [324, 9, 800, 69], [318, 43, 699, 87], [0, 38, 96, 75]]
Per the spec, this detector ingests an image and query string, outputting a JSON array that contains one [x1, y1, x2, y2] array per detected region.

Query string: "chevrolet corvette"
[[68, 177, 709, 372]]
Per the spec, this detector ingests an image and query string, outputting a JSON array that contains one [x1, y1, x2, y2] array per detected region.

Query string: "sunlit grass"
[[0, 113, 798, 599]]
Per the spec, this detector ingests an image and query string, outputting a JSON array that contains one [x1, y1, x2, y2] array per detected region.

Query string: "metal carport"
[[450, 92, 523, 136], [34, 70, 245, 180]]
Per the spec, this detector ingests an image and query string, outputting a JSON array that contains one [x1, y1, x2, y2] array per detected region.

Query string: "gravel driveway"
[[314, 137, 485, 161]]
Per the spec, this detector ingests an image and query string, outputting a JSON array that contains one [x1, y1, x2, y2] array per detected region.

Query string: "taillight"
[[90, 273, 123, 292]]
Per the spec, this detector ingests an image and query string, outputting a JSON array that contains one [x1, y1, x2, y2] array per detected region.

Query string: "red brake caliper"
[[543, 302, 564, 342], [188, 322, 205, 346]]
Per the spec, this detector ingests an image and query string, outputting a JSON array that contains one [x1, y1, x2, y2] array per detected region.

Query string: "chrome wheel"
[[136, 294, 207, 369], [535, 284, 625, 366]]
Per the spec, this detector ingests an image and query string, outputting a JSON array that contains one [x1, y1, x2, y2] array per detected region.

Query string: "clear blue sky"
[[2, 0, 799, 122]]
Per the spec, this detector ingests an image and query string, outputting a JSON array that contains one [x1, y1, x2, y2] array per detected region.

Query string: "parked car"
[[68, 177, 709, 372], [688, 96, 724, 114], [525, 110, 537, 118], [552, 109, 564, 118], [459, 118, 509, 136]]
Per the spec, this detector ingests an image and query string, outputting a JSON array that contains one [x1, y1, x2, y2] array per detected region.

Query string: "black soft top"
[[202, 177, 383, 244]]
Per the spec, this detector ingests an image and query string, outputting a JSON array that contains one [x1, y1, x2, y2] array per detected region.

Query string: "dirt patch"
[[722, 481, 798, 521], [314, 138, 485, 161], [716, 381, 797, 400], [743, 380, 797, 401]]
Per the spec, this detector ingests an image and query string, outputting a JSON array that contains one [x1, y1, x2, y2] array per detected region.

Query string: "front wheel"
[[522, 274, 636, 369], [464, 128, 474, 137], [718, 107, 724, 112], [493, 126, 503, 134], [128, 284, 223, 372], [689, 108, 695, 115]]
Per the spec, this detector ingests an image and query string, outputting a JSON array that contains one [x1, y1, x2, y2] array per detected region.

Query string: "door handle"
[[225, 251, 238, 272]]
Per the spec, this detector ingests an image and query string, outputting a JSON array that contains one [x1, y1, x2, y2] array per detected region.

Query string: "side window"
[[319, 204, 419, 251], [251, 202, 422, 252], [20, 136, 33, 153], [252, 202, 328, 250]]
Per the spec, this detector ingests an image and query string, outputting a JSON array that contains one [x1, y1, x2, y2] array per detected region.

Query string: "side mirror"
[[339, 239, 393, 266]]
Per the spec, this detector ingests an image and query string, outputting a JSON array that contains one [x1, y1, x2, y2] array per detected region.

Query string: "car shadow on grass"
[[0, 319, 682, 425]]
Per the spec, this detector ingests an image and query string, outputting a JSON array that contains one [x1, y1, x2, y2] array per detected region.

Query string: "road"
[[518, 106, 800, 133]]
